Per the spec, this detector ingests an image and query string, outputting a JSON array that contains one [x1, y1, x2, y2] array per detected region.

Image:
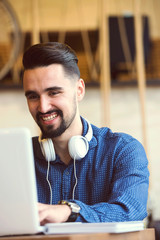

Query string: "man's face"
[[23, 64, 84, 139]]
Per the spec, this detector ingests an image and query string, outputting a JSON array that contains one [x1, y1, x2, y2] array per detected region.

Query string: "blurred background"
[[0, 0, 160, 227]]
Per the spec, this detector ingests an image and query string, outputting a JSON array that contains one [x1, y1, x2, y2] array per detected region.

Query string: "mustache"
[[36, 109, 63, 120]]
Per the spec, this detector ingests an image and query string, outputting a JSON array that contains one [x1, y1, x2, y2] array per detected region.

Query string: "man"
[[22, 42, 149, 225]]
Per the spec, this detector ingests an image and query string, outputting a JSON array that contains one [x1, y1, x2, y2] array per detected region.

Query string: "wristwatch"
[[58, 200, 80, 222]]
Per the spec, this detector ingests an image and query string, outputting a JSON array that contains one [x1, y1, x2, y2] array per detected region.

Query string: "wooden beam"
[[134, 0, 148, 152], [99, 0, 111, 127], [31, 0, 40, 45]]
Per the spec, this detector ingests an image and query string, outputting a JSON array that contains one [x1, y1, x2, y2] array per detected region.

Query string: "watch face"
[[69, 202, 80, 213]]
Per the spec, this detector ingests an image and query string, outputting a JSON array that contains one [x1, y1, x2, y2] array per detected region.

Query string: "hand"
[[38, 202, 71, 225]]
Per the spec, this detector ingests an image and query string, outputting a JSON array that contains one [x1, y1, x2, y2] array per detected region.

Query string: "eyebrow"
[[25, 86, 63, 97], [44, 87, 63, 92]]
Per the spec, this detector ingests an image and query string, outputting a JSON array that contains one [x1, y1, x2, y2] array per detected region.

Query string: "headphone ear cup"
[[68, 136, 89, 160], [39, 138, 56, 162]]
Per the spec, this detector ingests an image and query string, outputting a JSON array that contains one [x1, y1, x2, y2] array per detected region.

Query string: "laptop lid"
[[0, 127, 42, 236]]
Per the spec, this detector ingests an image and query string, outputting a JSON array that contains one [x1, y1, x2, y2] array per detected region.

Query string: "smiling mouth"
[[41, 112, 58, 121]]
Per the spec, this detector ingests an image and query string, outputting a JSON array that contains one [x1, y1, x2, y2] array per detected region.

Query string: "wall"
[[9, 0, 160, 39]]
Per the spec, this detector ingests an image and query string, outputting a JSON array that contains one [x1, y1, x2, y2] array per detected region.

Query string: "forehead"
[[23, 64, 74, 90]]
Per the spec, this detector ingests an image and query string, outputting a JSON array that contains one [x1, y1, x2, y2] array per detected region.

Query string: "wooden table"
[[0, 229, 155, 240]]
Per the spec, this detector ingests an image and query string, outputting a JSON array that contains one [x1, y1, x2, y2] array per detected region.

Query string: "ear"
[[77, 78, 85, 101]]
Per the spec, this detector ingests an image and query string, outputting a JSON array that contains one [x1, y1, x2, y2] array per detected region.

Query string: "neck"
[[52, 116, 83, 164]]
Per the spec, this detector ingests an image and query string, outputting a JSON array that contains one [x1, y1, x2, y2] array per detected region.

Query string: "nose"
[[38, 96, 50, 114]]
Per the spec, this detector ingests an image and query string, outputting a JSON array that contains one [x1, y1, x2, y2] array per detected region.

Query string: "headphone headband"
[[84, 119, 92, 142]]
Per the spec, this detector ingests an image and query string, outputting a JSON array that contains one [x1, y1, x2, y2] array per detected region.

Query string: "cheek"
[[58, 98, 75, 115], [56, 96, 72, 108], [27, 102, 37, 117]]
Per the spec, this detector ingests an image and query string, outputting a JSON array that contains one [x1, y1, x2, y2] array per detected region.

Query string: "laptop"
[[0, 127, 144, 236]]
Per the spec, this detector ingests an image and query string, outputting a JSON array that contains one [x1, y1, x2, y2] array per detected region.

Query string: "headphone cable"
[[46, 160, 52, 205], [72, 156, 78, 200], [46, 155, 79, 203]]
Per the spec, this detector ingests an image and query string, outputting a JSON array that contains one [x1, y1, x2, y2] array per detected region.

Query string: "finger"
[[38, 208, 48, 224]]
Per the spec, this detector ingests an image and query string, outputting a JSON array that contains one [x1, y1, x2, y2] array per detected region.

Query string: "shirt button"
[[65, 171, 69, 175]]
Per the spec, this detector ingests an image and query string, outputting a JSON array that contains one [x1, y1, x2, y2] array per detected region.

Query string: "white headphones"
[[38, 120, 93, 161]]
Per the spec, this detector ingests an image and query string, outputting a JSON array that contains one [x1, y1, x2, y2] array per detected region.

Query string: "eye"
[[26, 93, 39, 101], [49, 90, 61, 96]]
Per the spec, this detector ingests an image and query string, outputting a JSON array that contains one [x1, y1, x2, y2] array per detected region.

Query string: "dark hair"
[[22, 42, 80, 78]]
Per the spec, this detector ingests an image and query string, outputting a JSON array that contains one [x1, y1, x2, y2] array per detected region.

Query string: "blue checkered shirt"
[[32, 117, 149, 222]]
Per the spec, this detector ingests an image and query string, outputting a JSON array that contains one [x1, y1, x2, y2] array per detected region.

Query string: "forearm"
[[73, 163, 149, 223], [73, 192, 148, 223]]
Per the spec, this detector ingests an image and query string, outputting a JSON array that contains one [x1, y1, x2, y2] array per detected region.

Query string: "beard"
[[36, 99, 77, 139]]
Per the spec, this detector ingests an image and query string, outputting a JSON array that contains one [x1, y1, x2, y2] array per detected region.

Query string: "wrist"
[[58, 200, 80, 222]]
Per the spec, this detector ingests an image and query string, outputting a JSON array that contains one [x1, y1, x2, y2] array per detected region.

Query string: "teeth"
[[42, 113, 57, 121]]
